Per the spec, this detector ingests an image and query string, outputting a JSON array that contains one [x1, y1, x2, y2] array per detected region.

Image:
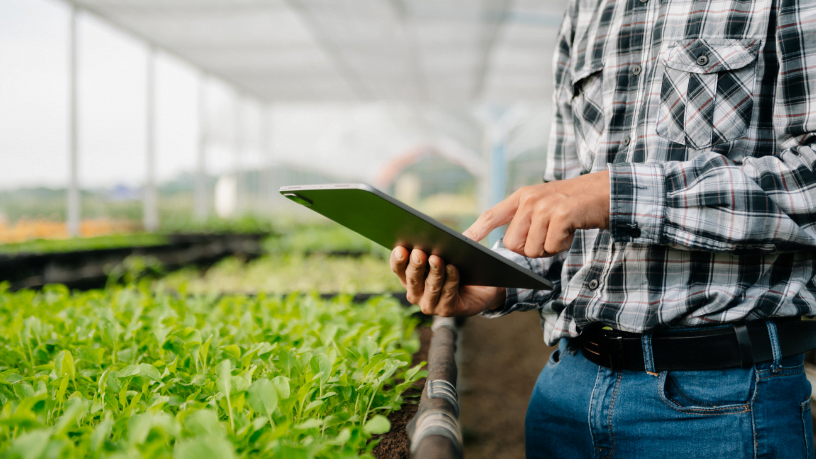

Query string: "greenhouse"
[[1, 0, 569, 457], [5, 0, 816, 458]]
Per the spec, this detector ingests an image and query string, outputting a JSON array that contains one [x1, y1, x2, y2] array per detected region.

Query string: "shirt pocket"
[[571, 65, 605, 172], [656, 38, 762, 150]]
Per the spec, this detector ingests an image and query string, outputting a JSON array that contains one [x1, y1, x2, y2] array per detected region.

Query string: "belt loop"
[[641, 334, 656, 373], [766, 321, 782, 373], [733, 324, 754, 369]]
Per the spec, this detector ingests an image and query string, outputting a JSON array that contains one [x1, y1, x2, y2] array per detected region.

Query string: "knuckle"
[[553, 206, 570, 221], [481, 209, 494, 224]]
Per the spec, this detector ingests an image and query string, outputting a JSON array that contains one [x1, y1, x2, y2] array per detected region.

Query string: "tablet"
[[279, 183, 552, 290]]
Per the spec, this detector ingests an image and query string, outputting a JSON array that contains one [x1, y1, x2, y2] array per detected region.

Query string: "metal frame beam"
[[195, 75, 209, 221], [67, 6, 81, 237], [143, 45, 159, 231]]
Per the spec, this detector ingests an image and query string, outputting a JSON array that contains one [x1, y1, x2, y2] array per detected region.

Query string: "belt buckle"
[[584, 331, 627, 370]]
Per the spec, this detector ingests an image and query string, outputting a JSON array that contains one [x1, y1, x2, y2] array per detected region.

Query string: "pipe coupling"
[[409, 409, 463, 457], [427, 379, 459, 417]]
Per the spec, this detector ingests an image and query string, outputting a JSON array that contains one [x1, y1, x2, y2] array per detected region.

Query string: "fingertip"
[[411, 249, 426, 265], [428, 255, 443, 271], [446, 264, 457, 279]]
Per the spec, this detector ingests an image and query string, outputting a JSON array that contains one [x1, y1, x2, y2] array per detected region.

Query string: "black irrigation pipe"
[[407, 316, 463, 459], [0, 232, 269, 291]]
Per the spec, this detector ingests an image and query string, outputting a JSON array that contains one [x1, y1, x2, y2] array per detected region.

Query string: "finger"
[[543, 212, 576, 255], [389, 247, 410, 286], [404, 249, 428, 305], [462, 192, 521, 242], [502, 206, 533, 255], [524, 213, 551, 258], [436, 265, 460, 317], [419, 255, 445, 315]]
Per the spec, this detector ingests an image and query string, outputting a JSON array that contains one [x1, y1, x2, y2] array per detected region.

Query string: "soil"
[[372, 326, 432, 459], [459, 311, 556, 459]]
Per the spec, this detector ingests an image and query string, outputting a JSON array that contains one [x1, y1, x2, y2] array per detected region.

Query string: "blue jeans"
[[526, 330, 814, 458]]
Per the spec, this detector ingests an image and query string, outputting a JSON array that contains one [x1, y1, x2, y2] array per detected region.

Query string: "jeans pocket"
[[658, 367, 755, 415], [801, 396, 814, 457], [547, 348, 561, 367]]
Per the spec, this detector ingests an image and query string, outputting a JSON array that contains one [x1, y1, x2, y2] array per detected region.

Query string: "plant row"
[[0, 285, 424, 458]]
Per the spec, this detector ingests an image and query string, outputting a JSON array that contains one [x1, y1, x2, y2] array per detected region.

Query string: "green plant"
[[0, 285, 424, 458], [156, 254, 403, 295], [0, 234, 170, 255], [263, 226, 389, 258]]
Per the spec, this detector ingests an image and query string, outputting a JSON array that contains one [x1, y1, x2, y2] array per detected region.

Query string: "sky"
[[0, 0, 208, 189]]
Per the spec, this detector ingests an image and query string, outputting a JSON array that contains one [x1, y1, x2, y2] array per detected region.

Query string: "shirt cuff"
[[608, 162, 667, 244], [478, 240, 538, 318]]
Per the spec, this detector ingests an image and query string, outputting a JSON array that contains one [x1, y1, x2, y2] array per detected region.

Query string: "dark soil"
[[459, 311, 556, 459], [372, 326, 432, 459]]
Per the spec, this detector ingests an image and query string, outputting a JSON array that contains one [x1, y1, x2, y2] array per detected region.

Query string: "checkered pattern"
[[482, 0, 816, 346]]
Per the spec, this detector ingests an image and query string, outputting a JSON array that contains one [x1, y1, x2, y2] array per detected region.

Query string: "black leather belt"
[[578, 318, 816, 371]]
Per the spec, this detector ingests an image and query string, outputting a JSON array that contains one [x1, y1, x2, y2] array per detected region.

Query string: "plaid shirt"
[[483, 0, 816, 345]]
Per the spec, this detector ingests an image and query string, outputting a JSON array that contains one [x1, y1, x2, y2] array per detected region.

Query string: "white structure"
[[60, 0, 567, 232]]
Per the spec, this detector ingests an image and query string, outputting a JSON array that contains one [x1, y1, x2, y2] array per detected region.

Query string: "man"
[[390, 0, 816, 457]]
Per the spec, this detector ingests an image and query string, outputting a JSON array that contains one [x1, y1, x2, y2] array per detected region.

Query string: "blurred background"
[[1, 0, 566, 457]]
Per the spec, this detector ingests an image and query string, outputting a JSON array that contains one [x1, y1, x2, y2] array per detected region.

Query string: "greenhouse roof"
[[67, 0, 566, 106]]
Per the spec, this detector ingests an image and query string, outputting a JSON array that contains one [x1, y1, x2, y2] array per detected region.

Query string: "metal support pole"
[[233, 94, 243, 216], [67, 7, 80, 237], [488, 128, 507, 247], [194, 76, 208, 221], [143, 45, 159, 231], [261, 104, 273, 213]]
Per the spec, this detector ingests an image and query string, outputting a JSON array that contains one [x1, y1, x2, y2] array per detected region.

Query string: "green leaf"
[[55, 350, 75, 380], [311, 353, 331, 385], [5, 429, 51, 459], [293, 418, 322, 430], [90, 418, 113, 453], [246, 378, 277, 419], [326, 428, 351, 446], [271, 376, 290, 400], [137, 363, 162, 382], [216, 360, 232, 396], [363, 415, 390, 434], [183, 409, 223, 437], [174, 436, 235, 459]]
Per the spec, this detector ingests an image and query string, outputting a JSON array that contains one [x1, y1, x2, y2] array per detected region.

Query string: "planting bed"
[[0, 286, 427, 458], [156, 253, 402, 296], [0, 233, 268, 290]]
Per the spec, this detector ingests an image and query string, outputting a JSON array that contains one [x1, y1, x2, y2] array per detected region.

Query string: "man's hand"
[[390, 246, 505, 317], [463, 170, 610, 258]]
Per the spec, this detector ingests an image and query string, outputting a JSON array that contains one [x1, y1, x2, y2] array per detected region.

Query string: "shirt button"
[[696, 55, 708, 66], [622, 136, 631, 146], [632, 64, 642, 75], [629, 227, 641, 238], [639, 0, 648, 3], [588, 279, 599, 290]]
